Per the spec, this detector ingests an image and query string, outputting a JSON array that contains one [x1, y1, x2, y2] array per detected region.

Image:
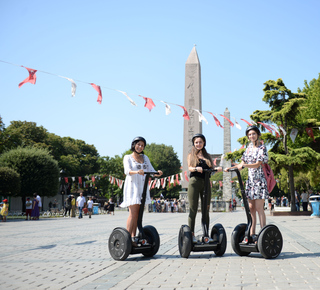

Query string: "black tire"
[[211, 223, 227, 256], [178, 225, 193, 258], [231, 223, 250, 256], [108, 227, 132, 261], [142, 225, 160, 257], [258, 225, 283, 259]]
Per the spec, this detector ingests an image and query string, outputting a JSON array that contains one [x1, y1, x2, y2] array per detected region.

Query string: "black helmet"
[[192, 133, 206, 147], [131, 136, 146, 151], [245, 126, 261, 137]]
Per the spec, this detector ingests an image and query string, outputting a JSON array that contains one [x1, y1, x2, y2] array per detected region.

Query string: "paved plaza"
[[1, 209, 320, 290]]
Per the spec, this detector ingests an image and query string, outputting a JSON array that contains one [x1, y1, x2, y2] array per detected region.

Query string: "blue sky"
[[1, 0, 320, 163]]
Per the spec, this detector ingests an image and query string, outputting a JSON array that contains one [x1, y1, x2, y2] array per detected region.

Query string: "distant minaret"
[[222, 108, 232, 210], [181, 46, 202, 190]]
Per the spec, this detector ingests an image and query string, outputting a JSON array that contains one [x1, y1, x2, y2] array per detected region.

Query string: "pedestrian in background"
[[64, 195, 71, 217], [1, 199, 9, 222], [87, 196, 93, 218], [25, 197, 32, 220], [70, 195, 76, 217], [301, 190, 309, 212], [31, 193, 39, 220], [76, 193, 86, 219]]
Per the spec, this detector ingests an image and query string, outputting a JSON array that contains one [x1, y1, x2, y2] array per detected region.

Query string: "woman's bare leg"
[[127, 204, 140, 237], [248, 199, 257, 236], [256, 199, 266, 229]]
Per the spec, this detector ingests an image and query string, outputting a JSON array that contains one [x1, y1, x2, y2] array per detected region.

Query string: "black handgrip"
[[227, 168, 239, 173]]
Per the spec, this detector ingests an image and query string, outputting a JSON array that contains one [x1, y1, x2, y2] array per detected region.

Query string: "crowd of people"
[[149, 198, 186, 213]]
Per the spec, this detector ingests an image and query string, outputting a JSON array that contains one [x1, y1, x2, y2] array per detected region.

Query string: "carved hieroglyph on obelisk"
[[222, 107, 232, 211], [181, 46, 202, 190]]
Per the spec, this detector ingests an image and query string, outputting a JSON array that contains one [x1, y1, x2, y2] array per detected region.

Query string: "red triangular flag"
[[140, 95, 156, 112], [240, 119, 252, 126], [306, 128, 316, 142], [184, 171, 189, 182], [91, 83, 102, 104], [207, 112, 223, 128], [19, 66, 37, 88], [258, 122, 273, 133], [178, 105, 190, 120], [220, 114, 234, 127]]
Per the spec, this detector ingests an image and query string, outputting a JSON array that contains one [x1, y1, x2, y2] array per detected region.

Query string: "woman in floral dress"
[[225, 126, 269, 242]]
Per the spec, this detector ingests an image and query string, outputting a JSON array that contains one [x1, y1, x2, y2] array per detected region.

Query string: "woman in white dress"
[[120, 137, 163, 244]]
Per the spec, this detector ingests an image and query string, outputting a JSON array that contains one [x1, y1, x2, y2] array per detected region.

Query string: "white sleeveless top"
[[120, 154, 156, 207]]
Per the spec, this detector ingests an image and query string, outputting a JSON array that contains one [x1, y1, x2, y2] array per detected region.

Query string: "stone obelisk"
[[181, 46, 202, 190], [222, 108, 232, 211]]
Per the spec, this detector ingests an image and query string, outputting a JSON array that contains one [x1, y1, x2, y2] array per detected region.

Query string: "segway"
[[108, 172, 160, 261], [178, 168, 227, 258], [228, 168, 283, 259]]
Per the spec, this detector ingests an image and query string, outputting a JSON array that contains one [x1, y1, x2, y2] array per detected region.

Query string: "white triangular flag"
[[290, 128, 298, 143], [193, 109, 208, 124], [62, 77, 77, 97], [117, 90, 137, 106], [160, 101, 171, 115], [233, 117, 242, 130]]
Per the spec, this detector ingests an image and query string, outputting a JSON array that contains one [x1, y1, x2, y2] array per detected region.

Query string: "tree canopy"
[[0, 147, 60, 197], [1, 120, 100, 177]]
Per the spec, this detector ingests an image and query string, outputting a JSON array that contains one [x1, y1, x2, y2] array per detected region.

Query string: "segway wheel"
[[142, 225, 160, 257], [211, 223, 227, 256], [258, 225, 283, 259], [231, 223, 250, 256], [178, 225, 192, 258], [108, 227, 132, 261]]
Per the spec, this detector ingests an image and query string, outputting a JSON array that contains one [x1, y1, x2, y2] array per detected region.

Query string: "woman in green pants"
[[187, 134, 222, 242]]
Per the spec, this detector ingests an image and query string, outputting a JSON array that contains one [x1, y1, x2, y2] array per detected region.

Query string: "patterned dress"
[[120, 154, 156, 208], [242, 143, 269, 200]]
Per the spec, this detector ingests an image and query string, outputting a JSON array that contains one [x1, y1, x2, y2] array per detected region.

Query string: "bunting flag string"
[[2, 59, 315, 141]]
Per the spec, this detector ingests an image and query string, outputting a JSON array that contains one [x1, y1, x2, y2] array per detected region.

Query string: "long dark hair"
[[189, 146, 213, 168]]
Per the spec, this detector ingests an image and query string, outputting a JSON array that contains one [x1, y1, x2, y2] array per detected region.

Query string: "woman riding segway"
[[178, 134, 227, 258]]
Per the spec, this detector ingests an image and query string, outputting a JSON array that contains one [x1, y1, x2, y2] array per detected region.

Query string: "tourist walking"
[[0, 199, 9, 222], [76, 193, 86, 219], [87, 196, 93, 218]]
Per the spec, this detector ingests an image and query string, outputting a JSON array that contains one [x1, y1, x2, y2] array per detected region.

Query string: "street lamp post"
[[60, 169, 66, 211]]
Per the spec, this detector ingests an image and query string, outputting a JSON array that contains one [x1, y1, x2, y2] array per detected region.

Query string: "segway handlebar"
[[143, 171, 161, 176]]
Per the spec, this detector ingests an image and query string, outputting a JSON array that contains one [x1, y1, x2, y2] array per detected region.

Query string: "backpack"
[[262, 163, 276, 193]]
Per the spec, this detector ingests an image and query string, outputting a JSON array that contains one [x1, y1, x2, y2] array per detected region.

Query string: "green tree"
[[0, 147, 60, 210], [2, 121, 100, 177], [298, 73, 320, 129], [0, 166, 21, 196]]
